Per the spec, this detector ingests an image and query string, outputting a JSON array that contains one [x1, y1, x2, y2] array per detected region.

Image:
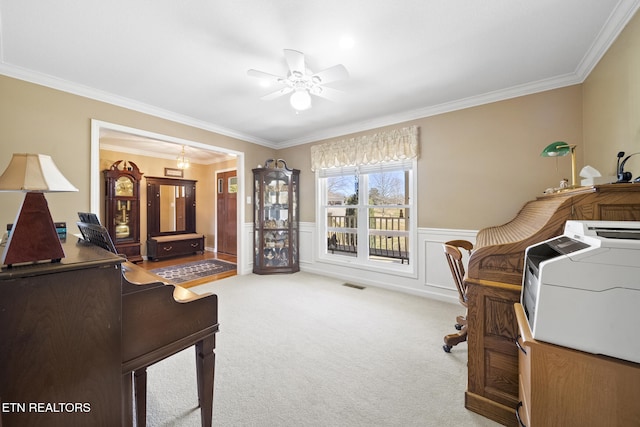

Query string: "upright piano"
[[75, 220, 220, 427], [463, 183, 640, 426]]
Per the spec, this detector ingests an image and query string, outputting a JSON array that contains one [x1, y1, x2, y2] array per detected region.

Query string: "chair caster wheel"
[[455, 324, 463, 331], [443, 345, 452, 353]]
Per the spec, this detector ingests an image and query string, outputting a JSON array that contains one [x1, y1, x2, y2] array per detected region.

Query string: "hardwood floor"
[[138, 250, 237, 288]]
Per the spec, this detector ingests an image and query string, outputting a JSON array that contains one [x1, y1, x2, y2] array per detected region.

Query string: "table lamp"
[[541, 141, 577, 187], [0, 153, 78, 267]]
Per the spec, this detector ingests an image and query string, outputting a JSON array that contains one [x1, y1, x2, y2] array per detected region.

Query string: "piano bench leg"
[[135, 368, 148, 427], [196, 336, 216, 427]]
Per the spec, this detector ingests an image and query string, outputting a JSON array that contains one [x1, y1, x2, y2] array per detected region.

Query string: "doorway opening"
[[90, 119, 245, 272]]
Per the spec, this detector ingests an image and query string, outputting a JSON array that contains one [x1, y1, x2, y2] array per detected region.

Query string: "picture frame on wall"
[[164, 167, 184, 178]]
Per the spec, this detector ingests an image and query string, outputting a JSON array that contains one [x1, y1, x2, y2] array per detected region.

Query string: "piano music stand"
[[77, 221, 119, 255]]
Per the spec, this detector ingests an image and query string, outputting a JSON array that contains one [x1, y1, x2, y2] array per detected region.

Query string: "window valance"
[[310, 125, 419, 171]]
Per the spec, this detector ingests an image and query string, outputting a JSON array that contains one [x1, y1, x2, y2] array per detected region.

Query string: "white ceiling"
[[1, 0, 639, 153]]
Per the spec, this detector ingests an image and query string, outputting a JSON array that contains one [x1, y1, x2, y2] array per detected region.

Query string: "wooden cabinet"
[[0, 241, 124, 427], [146, 177, 201, 260], [104, 160, 143, 262], [466, 278, 521, 427], [514, 303, 640, 427], [253, 159, 299, 274]]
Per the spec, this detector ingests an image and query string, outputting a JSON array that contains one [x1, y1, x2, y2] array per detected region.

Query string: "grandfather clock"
[[104, 160, 143, 262]]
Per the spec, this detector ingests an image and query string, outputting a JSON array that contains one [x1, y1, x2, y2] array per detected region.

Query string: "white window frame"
[[315, 159, 417, 277]]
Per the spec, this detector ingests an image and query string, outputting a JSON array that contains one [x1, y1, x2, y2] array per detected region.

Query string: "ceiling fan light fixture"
[[248, 49, 348, 110], [290, 89, 312, 111]]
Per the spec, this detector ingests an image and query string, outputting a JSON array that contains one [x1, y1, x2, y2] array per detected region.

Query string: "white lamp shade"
[[0, 153, 78, 192], [290, 90, 312, 111]]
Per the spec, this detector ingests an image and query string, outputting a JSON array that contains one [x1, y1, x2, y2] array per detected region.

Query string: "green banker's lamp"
[[541, 141, 577, 188]]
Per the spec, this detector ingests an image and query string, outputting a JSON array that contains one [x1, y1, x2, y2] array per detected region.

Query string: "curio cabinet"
[[253, 159, 299, 274]]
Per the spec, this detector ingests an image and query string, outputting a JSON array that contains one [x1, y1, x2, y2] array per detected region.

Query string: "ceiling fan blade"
[[310, 86, 345, 102], [311, 64, 349, 85], [247, 69, 287, 84], [261, 86, 293, 101], [284, 49, 305, 76]]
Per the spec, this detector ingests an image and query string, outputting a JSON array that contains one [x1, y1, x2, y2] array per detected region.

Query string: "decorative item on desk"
[[541, 141, 578, 188], [616, 151, 639, 183], [579, 165, 616, 186], [0, 153, 78, 266]]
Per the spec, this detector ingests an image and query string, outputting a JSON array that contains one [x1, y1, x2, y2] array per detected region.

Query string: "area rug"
[[150, 259, 236, 284]]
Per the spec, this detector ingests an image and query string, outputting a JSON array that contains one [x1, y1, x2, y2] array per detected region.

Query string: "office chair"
[[442, 239, 473, 353]]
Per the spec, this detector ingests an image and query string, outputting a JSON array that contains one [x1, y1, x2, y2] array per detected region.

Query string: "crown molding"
[[277, 72, 583, 148], [0, 63, 278, 149]]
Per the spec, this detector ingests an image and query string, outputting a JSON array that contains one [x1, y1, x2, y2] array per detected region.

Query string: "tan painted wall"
[[281, 85, 583, 230], [583, 10, 640, 177]]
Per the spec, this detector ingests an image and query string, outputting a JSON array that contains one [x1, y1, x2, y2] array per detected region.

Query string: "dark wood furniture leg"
[[196, 336, 216, 427], [122, 373, 133, 427], [135, 368, 148, 427]]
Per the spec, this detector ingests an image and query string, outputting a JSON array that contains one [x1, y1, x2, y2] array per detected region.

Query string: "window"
[[318, 160, 416, 272]]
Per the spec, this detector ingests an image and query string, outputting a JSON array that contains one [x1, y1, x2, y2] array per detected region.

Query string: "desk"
[[464, 184, 640, 425]]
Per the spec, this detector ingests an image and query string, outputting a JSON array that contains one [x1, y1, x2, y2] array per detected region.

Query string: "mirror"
[[159, 184, 186, 232], [146, 177, 197, 238]]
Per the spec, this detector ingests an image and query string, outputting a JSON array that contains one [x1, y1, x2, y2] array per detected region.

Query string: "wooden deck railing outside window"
[[327, 215, 409, 264]]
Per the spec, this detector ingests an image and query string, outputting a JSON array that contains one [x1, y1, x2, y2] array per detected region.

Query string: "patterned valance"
[[310, 125, 419, 171]]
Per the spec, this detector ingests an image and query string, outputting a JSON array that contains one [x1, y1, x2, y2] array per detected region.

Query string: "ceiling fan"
[[247, 49, 349, 111]]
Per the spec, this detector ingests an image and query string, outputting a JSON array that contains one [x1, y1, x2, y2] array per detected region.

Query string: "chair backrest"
[[443, 240, 473, 307]]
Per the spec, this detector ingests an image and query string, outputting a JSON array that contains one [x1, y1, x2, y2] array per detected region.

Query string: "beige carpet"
[[142, 271, 501, 427]]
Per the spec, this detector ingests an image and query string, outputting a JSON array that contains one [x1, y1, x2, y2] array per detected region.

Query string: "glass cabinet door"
[[113, 176, 136, 243], [114, 199, 133, 240]]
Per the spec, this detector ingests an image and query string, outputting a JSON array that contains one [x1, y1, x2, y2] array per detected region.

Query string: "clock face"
[[115, 176, 134, 196]]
